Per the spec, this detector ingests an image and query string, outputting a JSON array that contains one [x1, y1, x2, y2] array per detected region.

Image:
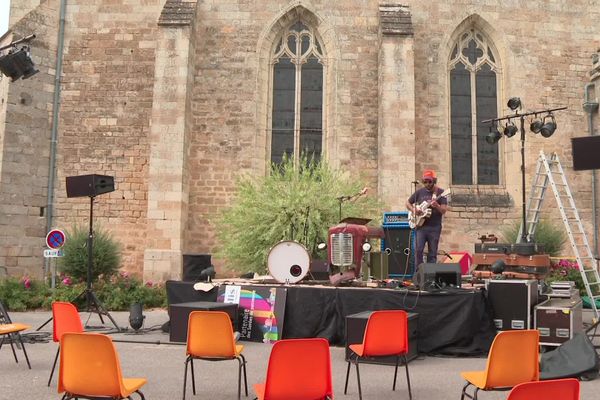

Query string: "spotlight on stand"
[[486, 124, 502, 144], [507, 97, 522, 111], [129, 303, 145, 332], [540, 114, 557, 138], [503, 121, 518, 138]]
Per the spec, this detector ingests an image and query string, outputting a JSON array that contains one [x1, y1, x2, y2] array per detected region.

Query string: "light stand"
[[483, 100, 567, 243], [37, 195, 123, 332]]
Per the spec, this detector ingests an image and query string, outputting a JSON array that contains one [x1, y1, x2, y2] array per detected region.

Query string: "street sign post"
[[45, 229, 65, 288]]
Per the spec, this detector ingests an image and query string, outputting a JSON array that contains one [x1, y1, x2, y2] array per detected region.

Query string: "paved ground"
[[2, 309, 600, 399]]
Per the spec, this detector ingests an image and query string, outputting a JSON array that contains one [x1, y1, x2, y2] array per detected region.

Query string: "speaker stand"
[[37, 196, 123, 332]]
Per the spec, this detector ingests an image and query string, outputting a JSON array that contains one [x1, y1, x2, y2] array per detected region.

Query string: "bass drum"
[[267, 241, 310, 284]]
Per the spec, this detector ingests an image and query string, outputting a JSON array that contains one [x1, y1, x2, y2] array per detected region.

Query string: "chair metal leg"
[[344, 360, 352, 394], [474, 387, 479, 400], [237, 357, 242, 400], [190, 358, 196, 395], [355, 359, 362, 400], [239, 354, 248, 396], [17, 334, 30, 369], [403, 355, 412, 400], [393, 355, 399, 391], [136, 390, 146, 400], [8, 334, 19, 363], [461, 381, 472, 400], [49, 346, 60, 385], [183, 357, 189, 400], [0, 335, 4, 351]]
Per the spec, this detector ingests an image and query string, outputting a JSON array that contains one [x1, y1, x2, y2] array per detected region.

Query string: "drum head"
[[267, 241, 310, 284]]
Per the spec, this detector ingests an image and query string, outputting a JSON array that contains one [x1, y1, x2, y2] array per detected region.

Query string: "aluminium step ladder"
[[520, 151, 600, 321]]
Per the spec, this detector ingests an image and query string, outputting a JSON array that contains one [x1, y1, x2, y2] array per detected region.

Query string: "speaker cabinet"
[[182, 254, 212, 282], [66, 174, 115, 198], [382, 227, 415, 277], [414, 263, 462, 289], [572, 136, 600, 171], [309, 259, 330, 280]]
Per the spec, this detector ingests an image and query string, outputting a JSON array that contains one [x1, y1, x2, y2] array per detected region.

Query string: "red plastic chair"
[[506, 378, 580, 400], [344, 310, 411, 400], [48, 302, 83, 386], [254, 338, 333, 400]]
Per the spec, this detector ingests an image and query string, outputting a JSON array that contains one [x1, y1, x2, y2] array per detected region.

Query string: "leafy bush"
[[0, 274, 166, 312], [215, 155, 382, 274], [500, 219, 566, 256], [58, 225, 121, 282]]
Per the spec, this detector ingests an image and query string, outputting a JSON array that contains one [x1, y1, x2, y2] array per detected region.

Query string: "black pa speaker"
[[414, 262, 461, 290], [572, 136, 600, 171], [382, 227, 415, 277], [66, 174, 115, 198], [309, 259, 330, 280], [182, 253, 212, 282]]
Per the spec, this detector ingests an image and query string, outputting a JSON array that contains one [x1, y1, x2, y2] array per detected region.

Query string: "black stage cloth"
[[165, 281, 495, 356]]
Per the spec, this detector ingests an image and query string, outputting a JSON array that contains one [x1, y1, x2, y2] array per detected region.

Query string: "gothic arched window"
[[270, 21, 324, 165], [449, 29, 500, 185]]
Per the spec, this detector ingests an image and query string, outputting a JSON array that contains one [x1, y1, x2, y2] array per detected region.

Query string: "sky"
[[1, 0, 9, 36]]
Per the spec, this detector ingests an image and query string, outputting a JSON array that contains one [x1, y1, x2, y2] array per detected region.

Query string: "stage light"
[[0, 46, 38, 81], [199, 266, 216, 282], [540, 114, 557, 138], [129, 303, 145, 332], [486, 125, 502, 144], [503, 121, 518, 138], [530, 118, 543, 134], [507, 97, 522, 111]]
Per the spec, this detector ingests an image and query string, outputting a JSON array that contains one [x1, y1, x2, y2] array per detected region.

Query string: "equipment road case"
[[534, 298, 583, 346], [486, 279, 538, 330]]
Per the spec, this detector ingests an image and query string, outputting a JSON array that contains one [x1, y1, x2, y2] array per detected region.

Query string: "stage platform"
[[166, 280, 496, 356]]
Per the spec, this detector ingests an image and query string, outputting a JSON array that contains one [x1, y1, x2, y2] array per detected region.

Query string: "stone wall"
[[2, 0, 600, 278], [0, 2, 57, 276]]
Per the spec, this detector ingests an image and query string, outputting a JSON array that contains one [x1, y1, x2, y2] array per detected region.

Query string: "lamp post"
[[483, 99, 567, 243]]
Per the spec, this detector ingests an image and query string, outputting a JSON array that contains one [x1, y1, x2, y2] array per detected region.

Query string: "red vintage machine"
[[327, 217, 384, 285]]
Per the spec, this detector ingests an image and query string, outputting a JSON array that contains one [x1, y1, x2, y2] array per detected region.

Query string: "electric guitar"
[[408, 189, 451, 229]]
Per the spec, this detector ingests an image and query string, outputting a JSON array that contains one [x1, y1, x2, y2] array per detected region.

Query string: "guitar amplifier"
[[486, 279, 538, 330]]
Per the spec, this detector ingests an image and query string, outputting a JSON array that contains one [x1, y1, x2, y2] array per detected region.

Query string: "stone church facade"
[[1, 0, 599, 280]]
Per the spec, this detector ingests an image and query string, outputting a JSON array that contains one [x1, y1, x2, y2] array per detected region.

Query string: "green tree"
[[215, 156, 382, 274], [58, 225, 121, 282]]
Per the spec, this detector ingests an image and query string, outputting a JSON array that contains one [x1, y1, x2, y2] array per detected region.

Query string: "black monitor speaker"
[[182, 254, 213, 282], [572, 136, 600, 171], [66, 174, 115, 198], [414, 263, 461, 290]]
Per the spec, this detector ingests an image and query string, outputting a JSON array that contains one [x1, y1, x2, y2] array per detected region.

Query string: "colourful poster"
[[218, 285, 287, 343]]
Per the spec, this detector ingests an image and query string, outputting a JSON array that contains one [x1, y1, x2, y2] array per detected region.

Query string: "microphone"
[[439, 250, 453, 260], [411, 180, 420, 184]]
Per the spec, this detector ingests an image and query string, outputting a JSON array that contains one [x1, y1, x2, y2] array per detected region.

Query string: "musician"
[[405, 169, 448, 265]]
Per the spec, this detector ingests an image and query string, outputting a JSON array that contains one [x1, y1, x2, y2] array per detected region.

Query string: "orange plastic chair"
[[58, 332, 147, 400], [183, 311, 248, 400], [48, 301, 84, 386], [344, 310, 412, 400], [506, 378, 580, 400], [0, 299, 31, 369], [254, 338, 333, 400], [460, 330, 540, 400]]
